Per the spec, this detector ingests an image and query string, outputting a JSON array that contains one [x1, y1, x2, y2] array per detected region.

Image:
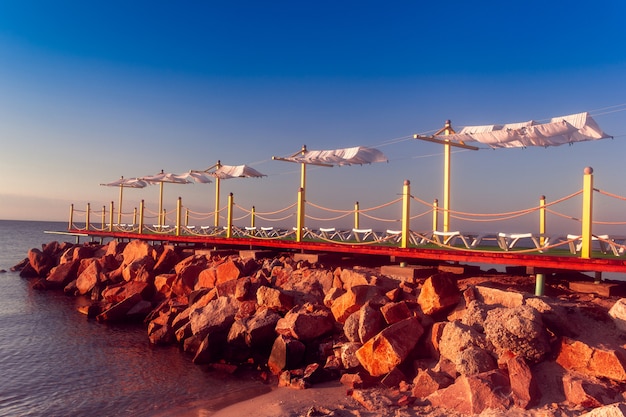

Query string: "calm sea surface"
[[0, 220, 265, 417]]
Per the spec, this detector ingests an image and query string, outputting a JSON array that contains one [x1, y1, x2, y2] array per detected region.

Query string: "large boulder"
[[609, 298, 626, 332], [267, 335, 306, 375], [556, 337, 626, 382], [427, 369, 512, 415], [417, 273, 461, 316], [331, 285, 387, 324], [189, 296, 238, 340], [275, 303, 335, 342], [355, 317, 423, 377], [483, 304, 551, 363], [46, 259, 80, 288]]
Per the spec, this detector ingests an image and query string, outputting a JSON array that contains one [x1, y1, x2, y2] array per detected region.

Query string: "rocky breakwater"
[[12, 239, 626, 416]]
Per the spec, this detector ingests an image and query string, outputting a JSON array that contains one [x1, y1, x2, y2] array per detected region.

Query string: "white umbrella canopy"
[[192, 161, 267, 227], [140, 170, 196, 226], [206, 164, 266, 179], [100, 176, 149, 224]]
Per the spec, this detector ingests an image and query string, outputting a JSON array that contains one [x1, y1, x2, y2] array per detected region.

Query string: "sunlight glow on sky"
[[1, 1, 626, 236]]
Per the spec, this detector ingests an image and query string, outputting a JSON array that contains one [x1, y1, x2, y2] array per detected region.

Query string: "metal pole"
[[401, 180, 411, 248], [535, 273, 545, 296], [581, 167, 594, 259]]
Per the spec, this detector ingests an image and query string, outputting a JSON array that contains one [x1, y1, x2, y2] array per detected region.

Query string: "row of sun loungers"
[[103, 223, 626, 255]]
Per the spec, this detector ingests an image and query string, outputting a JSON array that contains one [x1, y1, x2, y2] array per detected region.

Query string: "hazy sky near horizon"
[[1, 1, 626, 235]]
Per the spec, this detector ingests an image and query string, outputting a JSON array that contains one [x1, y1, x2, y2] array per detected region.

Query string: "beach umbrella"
[[413, 112, 612, 233], [100, 176, 148, 224], [272, 145, 387, 241], [140, 170, 194, 226], [194, 161, 266, 227]]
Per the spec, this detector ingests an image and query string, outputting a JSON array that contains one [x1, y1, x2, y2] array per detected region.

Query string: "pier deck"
[[63, 228, 626, 276]]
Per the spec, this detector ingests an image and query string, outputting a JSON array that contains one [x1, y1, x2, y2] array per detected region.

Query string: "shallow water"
[[0, 220, 264, 417]]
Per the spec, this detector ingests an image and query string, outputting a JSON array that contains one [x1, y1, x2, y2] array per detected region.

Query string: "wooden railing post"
[[581, 167, 594, 259], [138, 200, 145, 234], [226, 193, 234, 239], [354, 201, 360, 230], [401, 180, 411, 248], [251, 206, 256, 228], [539, 195, 546, 247], [176, 197, 182, 236], [85, 203, 90, 231], [432, 199, 439, 232], [109, 201, 114, 232], [296, 187, 304, 242], [69, 204, 74, 230]]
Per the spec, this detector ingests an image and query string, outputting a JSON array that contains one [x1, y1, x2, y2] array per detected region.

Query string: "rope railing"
[[68, 169, 626, 262]]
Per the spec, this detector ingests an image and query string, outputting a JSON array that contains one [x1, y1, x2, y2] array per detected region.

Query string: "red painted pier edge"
[[67, 229, 626, 275]]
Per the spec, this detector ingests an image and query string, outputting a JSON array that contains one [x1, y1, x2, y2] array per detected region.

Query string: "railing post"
[[133, 207, 137, 226], [69, 204, 74, 230], [539, 195, 546, 247], [109, 201, 114, 232], [251, 206, 256, 228], [176, 197, 182, 236], [581, 167, 594, 259], [85, 203, 90, 231], [226, 193, 234, 238], [296, 187, 305, 242], [101, 206, 106, 230], [163, 209, 167, 226], [401, 180, 411, 248], [185, 209, 189, 227], [354, 202, 360, 229], [139, 200, 145, 234], [432, 199, 439, 232]]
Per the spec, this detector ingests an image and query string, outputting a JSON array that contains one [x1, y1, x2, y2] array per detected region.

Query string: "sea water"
[[0, 220, 264, 417]]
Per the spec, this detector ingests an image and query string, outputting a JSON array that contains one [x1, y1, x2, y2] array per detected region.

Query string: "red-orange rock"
[[411, 368, 454, 398], [504, 352, 540, 409], [46, 259, 80, 288], [417, 273, 460, 316], [76, 259, 104, 295], [121, 240, 156, 266], [215, 258, 241, 285], [355, 317, 423, 377], [275, 303, 334, 341], [195, 268, 217, 290], [331, 285, 386, 324], [380, 301, 412, 325], [27, 248, 55, 276], [101, 281, 150, 304], [153, 246, 180, 275], [256, 286, 293, 312], [562, 373, 615, 408], [556, 337, 626, 382], [267, 335, 306, 375], [427, 369, 512, 415]]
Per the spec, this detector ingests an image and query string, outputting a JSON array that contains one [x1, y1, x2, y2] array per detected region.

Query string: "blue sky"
[[1, 1, 626, 236]]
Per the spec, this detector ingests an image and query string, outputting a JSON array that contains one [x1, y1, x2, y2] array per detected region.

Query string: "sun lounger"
[[318, 227, 348, 241], [497, 232, 546, 252], [432, 231, 473, 248], [350, 228, 380, 242], [566, 234, 620, 255]]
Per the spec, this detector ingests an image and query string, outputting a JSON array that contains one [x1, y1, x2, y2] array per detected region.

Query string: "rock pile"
[[13, 239, 626, 416]]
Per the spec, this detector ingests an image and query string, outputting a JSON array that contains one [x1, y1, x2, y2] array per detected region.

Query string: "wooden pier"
[[65, 228, 626, 276]]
